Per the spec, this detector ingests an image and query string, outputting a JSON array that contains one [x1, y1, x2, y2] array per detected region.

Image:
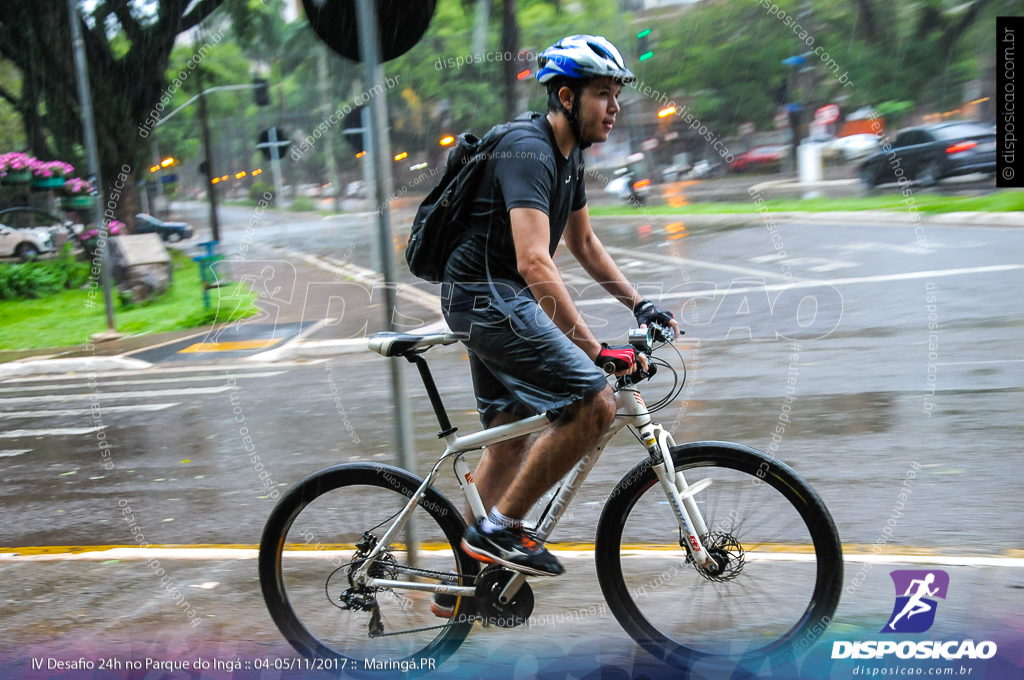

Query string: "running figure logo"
[[881, 570, 949, 633]]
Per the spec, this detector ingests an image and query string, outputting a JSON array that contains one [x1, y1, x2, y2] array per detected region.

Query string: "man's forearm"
[[521, 258, 602, 359]]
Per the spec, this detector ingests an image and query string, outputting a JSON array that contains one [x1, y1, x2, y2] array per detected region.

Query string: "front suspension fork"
[[641, 424, 715, 570]]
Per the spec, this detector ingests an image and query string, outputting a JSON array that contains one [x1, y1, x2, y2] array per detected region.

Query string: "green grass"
[[0, 249, 259, 351], [587, 190, 1024, 216]]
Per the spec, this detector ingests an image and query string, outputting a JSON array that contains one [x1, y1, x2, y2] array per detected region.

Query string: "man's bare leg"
[[496, 386, 616, 519], [466, 411, 530, 522]]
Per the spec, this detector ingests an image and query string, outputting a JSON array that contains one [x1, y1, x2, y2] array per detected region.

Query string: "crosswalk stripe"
[[0, 372, 283, 394], [0, 386, 233, 406], [1, 427, 104, 437], [0, 364, 303, 384], [605, 246, 799, 281], [0, 403, 179, 420], [0, 449, 31, 457], [576, 264, 1024, 307]]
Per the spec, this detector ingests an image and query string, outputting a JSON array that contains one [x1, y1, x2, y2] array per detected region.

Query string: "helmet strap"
[[551, 80, 592, 151]]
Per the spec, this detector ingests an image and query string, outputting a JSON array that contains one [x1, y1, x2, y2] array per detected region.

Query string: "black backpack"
[[406, 111, 544, 284]]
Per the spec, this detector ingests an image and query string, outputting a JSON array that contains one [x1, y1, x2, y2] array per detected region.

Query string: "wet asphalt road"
[[2, 199, 1023, 668]]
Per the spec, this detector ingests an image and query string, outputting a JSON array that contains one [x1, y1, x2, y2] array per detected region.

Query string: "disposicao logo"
[[882, 569, 948, 633], [831, 570, 997, 660]]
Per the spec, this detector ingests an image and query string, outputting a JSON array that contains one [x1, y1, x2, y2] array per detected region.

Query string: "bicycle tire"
[[259, 462, 479, 675], [595, 441, 842, 669]]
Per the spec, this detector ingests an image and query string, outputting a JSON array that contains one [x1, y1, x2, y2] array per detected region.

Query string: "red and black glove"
[[595, 343, 638, 374]]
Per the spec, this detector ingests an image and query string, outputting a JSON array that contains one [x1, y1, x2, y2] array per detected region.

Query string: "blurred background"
[[0, 0, 1015, 222]]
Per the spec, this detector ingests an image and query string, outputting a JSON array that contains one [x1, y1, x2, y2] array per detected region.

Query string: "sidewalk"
[[0, 246, 443, 378]]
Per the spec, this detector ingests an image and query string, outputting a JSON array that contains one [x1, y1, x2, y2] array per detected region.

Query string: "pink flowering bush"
[[0, 152, 41, 177], [62, 177, 96, 195], [79, 220, 125, 258], [34, 160, 74, 178]]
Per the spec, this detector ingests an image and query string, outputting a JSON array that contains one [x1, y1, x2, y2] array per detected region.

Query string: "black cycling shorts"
[[441, 280, 608, 428]]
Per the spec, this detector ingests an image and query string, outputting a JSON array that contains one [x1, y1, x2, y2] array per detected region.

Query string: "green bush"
[[249, 181, 274, 203], [291, 196, 316, 212], [0, 245, 90, 301]]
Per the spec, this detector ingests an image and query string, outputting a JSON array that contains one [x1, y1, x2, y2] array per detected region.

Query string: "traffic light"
[[254, 78, 271, 106], [637, 29, 652, 61]]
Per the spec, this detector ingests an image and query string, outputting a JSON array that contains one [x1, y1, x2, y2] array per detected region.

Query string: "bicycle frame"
[[352, 354, 716, 599]]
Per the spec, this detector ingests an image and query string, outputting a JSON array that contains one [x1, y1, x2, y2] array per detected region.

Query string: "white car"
[[0, 223, 55, 261], [826, 134, 879, 161]]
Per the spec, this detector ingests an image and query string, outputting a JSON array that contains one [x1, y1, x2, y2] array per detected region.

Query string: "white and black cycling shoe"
[[460, 521, 564, 577]]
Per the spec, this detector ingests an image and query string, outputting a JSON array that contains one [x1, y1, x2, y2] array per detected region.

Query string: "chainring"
[[473, 567, 534, 628]]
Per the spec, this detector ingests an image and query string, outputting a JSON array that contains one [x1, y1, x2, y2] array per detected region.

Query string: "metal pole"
[[317, 45, 342, 213], [67, 0, 114, 331], [268, 126, 286, 208], [355, 0, 418, 563], [196, 67, 221, 243], [150, 138, 166, 217], [472, 0, 492, 56]]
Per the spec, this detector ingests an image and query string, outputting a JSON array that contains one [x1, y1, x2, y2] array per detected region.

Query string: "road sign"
[[774, 111, 790, 129], [816, 104, 841, 124], [302, 0, 437, 62], [257, 127, 291, 162], [159, 174, 178, 184], [641, 138, 659, 151], [739, 122, 756, 136]]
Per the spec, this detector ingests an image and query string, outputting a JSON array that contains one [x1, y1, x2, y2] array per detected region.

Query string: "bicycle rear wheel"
[[258, 463, 478, 674], [595, 441, 842, 668]]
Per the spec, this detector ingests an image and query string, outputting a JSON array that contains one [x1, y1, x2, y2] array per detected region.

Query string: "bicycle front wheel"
[[595, 441, 842, 667], [258, 463, 478, 673]]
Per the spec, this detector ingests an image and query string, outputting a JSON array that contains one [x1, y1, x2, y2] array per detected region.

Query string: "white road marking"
[[2, 547, 1023, 567], [0, 449, 31, 457], [290, 249, 442, 313], [0, 386, 233, 406], [576, 264, 1024, 307], [0, 371, 283, 394], [933, 359, 1024, 366], [0, 403, 180, 420], [1, 365, 300, 384], [605, 246, 798, 281], [1, 427, 104, 437]]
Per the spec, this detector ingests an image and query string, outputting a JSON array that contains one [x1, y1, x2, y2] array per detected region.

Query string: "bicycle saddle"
[[368, 332, 460, 357]]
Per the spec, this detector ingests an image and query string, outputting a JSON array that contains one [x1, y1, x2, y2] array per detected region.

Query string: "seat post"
[[405, 353, 456, 437]]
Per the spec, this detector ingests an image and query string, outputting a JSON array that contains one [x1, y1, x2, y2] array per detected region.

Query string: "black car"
[[860, 121, 996, 189], [135, 213, 195, 242]]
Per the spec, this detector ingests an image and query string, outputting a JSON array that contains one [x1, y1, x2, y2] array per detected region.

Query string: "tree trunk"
[[0, 1, 226, 229], [852, 0, 879, 45], [500, 0, 520, 121]]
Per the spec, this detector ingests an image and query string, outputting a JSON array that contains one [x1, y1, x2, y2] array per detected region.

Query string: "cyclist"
[[439, 35, 679, 598]]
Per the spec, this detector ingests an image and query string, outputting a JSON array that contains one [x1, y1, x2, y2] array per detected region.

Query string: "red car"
[[727, 145, 790, 174]]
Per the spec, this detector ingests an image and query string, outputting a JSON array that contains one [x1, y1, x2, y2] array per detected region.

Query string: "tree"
[[0, 0, 248, 226]]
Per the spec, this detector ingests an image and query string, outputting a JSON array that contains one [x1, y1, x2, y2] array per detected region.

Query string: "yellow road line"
[[2, 544, 1022, 566], [178, 339, 282, 353]]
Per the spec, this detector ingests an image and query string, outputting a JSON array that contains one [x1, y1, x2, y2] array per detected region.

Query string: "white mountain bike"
[[258, 327, 843, 675]]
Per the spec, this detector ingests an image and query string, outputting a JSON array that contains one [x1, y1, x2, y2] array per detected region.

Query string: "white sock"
[[481, 507, 521, 534]]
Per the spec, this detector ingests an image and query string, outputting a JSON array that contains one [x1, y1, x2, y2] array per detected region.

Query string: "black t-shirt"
[[444, 114, 587, 287]]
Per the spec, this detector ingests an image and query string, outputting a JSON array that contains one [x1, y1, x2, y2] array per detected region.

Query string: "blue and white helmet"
[[536, 35, 635, 85]]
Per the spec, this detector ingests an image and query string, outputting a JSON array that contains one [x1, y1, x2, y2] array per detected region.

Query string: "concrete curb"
[[590, 210, 1024, 228], [0, 356, 153, 380]]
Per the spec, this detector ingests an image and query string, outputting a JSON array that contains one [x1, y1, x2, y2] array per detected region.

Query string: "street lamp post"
[[66, 0, 115, 333]]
